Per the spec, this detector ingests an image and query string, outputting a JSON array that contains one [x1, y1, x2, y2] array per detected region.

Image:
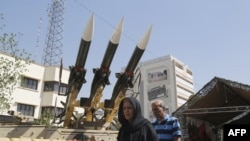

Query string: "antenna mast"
[[34, 17, 42, 62], [42, 0, 65, 66]]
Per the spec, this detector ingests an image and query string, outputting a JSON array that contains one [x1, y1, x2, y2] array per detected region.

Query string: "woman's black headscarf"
[[118, 97, 149, 132]]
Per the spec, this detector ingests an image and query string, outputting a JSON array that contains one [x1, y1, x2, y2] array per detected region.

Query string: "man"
[[71, 133, 91, 141], [151, 99, 182, 141]]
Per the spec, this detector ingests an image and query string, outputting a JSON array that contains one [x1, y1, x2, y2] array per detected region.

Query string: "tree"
[[34, 109, 54, 127], [0, 13, 31, 114]]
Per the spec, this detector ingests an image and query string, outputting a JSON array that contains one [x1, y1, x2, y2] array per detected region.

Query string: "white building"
[[131, 55, 194, 120], [1, 52, 70, 121]]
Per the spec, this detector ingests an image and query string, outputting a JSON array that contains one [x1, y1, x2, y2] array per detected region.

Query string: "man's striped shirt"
[[152, 115, 182, 141]]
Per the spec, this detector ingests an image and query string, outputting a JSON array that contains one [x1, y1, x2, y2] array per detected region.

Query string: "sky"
[[1, 0, 250, 100]]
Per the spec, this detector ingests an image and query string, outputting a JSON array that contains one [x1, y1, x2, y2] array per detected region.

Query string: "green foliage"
[[0, 13, 31, 113], [34, 109, 54, 127]]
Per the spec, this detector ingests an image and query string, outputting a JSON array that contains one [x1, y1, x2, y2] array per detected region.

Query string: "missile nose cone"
[[110, 17, 124, 44], [82, 13, 94, 41], [137, 25, 153, 50]]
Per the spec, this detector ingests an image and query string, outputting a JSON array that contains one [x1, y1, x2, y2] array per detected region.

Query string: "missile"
[[57, 14, 94, 127], [80, 18, 124, 108], [67, 13, 94, 91], [106, 25, 152, 108], [100, 17, 124, 68], [75, 13, 94, 67], [124, 25, 152, 74]]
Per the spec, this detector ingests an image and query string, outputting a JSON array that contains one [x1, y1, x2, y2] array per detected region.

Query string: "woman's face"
[[123, 99, 134, 122]]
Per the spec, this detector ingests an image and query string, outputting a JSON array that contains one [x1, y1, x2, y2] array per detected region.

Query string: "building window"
[[44, 81, 67, 94], [44, 81, 54, 91], [175, 62, 183, 70], [186, 69, 193, 75], [41, 106, 64, 116], [59, 83, 67, 94], [17, 103, 35, 117], [21, 76, 38, 90]]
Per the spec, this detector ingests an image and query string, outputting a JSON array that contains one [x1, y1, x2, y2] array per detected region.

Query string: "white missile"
[[75, 13, 94, 67], [82, 13, 94, 41], [138, 24, 152, 50], [110, 17, 124, 44]]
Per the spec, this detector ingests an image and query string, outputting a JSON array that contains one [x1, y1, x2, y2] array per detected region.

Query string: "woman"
[[117, 97, 158, 141]]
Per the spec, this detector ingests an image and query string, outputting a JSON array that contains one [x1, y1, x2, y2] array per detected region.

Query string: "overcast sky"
[[1, 0, 250, 100]]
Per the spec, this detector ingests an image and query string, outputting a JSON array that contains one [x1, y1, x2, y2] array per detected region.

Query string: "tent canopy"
[[174, 77, 250, 126]]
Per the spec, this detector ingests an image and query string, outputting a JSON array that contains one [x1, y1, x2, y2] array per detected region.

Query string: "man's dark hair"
[[73, 133, 90, 141]]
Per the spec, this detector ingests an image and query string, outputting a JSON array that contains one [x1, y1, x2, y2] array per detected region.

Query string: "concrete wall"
[[0, 125, 118, 141]]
